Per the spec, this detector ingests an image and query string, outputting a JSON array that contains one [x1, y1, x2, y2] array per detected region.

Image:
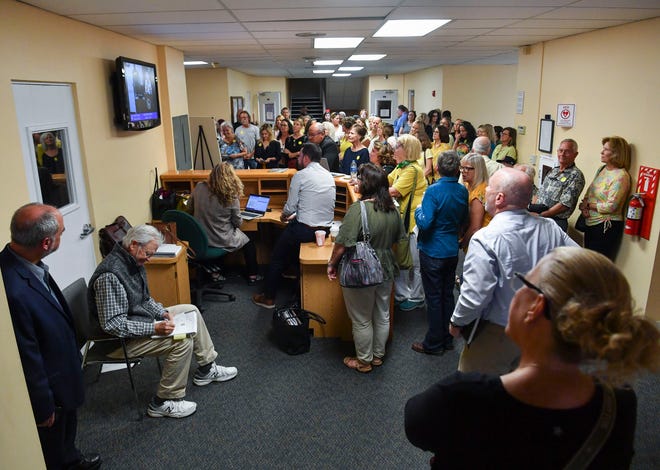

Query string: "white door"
[[258, 92, 281, 126], [12, 82, 97, 287]]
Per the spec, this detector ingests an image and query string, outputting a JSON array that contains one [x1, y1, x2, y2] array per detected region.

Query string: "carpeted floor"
[[77, 272, 660, 469]]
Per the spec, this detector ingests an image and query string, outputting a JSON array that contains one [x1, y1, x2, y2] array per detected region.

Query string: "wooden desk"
[[144, 245, 191, 307], [299, 238, 352, 340], [160, 169, 358, 217]]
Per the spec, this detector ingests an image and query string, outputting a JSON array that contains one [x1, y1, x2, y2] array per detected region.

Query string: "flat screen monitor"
[[113, 56, 161, 131]]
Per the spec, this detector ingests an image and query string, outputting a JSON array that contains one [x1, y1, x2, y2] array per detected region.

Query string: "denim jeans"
[[263, 221, 318, 299], [419, 250, 458, 351]]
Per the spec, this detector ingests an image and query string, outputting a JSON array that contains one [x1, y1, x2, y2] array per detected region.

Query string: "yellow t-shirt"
[[468, 181, 493, 228], [388, 162, 427, 233]]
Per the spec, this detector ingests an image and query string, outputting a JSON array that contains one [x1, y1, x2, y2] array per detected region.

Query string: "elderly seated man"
[[89, 224, 237, 419]]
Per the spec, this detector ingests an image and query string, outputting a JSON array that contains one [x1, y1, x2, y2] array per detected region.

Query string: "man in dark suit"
[[306, 122, 340, 172], [0, 203, 100, 469]]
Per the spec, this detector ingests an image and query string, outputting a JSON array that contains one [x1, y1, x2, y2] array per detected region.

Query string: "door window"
[[32, 128, 71, 208]]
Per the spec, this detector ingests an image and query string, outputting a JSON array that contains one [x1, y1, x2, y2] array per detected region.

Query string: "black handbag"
[[575, 213, 588, 232], [339, 201, 384, 288], [150, 167, 177, 220], [272, 306, 326, 355]]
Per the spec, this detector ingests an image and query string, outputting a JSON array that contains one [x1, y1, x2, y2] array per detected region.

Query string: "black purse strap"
[[302, 309, 327, 325], [153, 167, 159, 192], [563, 382, 616, 470]]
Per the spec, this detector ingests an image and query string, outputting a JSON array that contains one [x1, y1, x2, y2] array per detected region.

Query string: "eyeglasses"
[[459, 166, 475, 172], [139, 244, 156, 259], [513, 272, 551, 320]]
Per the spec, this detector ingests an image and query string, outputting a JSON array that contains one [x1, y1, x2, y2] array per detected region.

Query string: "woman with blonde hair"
[[389, 134, 428, 311], [578, 136, 632, 261], [477, 124, 497, 155], [190, 163, 261, 284], [460, 152, 491, 249], [254, 124, 280, 168], [369, 140, 396, 175], [406, 246, 659, 468]]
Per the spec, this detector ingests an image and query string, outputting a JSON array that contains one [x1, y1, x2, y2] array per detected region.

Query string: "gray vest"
[[88, 243, 155, 323]]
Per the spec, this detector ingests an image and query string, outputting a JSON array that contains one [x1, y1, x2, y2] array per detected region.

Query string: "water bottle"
[[350, 160, 358, 181]]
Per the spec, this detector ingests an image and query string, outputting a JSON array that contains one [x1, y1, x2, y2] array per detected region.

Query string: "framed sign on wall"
[[539, 117, 554, 153]]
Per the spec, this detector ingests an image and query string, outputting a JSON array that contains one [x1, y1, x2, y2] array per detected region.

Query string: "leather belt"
[[300, 223, 330, 232]]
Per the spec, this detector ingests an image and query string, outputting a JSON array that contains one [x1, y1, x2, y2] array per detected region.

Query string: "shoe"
[[67, 453, 101, 470], [371, 357, 384, 367], [399, 300, 426, 311], [193, 363, 238, 386], [252, 293, 275, 309], [247, 274, 264, 286], [343, 356, 372, 373], [147, 399, 197, 418], [281, 269, 298, 279], [411, 342, 445, 356]]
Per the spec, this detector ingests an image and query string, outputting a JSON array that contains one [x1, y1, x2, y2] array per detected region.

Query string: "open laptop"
[[240, 194, 271, 220]]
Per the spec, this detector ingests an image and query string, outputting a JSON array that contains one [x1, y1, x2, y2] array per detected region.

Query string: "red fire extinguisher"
[[624, 193, 645, 236]]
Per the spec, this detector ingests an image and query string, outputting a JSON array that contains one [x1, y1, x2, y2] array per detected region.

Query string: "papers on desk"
[[151, 310, 197, 339], [268, 168, 287, 173], [331, 172, 345, 178], [153, 244, 182, 257]]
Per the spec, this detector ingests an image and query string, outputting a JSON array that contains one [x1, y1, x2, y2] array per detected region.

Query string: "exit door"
[[258, 92, 281, 127]]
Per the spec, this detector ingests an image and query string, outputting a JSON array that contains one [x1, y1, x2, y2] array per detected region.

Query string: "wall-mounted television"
[[113, 56, 161, 131]]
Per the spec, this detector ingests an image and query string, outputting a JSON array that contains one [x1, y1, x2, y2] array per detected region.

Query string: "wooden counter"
[[144, 244, 191, 307], [160, 169, 359, 218]]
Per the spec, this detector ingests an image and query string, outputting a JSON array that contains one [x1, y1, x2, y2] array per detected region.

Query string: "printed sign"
[[556, 104, 575, 127]]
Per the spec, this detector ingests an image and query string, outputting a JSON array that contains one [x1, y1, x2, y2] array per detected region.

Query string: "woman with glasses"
[[219, 122, 247, 170], [460, 152, 491, 250], [406, 246, 659, 469], [492, 126, 518, 166], [327, 163, 406, 373]]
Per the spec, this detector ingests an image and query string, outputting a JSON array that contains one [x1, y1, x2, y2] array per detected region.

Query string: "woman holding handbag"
[[405, 247, 659, 468], [327, 163, 405, 373], [388, 134, 428, 311], [578, 136, 631, 261]]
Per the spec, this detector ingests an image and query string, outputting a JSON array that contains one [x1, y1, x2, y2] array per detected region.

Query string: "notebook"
[[240, 194, 271, 220]]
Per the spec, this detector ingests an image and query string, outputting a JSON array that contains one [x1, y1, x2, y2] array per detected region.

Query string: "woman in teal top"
[[327, 163, 406, 373]]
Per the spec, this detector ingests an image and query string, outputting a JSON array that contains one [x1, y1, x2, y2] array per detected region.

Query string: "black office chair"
[[63, 277, 155, 420], [161, 210, 236, 306]]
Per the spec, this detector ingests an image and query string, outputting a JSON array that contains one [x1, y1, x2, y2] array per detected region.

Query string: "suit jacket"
[[0, 245, 84, 423], [319, 136, 340, 173]]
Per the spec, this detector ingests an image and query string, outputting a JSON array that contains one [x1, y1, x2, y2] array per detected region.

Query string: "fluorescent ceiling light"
[[332, 73, 351, 77], [314, 60, 343, 66], [183, 60, 208, 66], [373, 19, 451, 37], [313, 69, 335, 74], [338, 66, 364, 71], [314, 37, 364, 49], [348, 54, 386, 61]]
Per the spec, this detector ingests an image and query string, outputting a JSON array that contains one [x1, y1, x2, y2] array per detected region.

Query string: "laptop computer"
[[240, 194, 271, 220]]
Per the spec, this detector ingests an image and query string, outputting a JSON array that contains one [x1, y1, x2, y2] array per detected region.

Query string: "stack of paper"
[[153, 244, 182, 257]]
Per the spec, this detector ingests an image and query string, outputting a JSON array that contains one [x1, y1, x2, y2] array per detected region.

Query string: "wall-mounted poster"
[[557, 104, 576, 127]]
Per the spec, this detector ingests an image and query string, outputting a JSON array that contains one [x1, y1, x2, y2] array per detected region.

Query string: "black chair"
[[62, 277, 154, 420], [161, 210, 236, 306]]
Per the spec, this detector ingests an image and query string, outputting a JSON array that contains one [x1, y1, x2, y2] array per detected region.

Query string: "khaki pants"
[[458, 322, 519, 375], [109, 304, 217, 399]]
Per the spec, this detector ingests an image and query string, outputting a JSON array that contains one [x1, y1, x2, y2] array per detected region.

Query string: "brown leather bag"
[[149, 221, 178, 245], [98, 216, 131, 257]]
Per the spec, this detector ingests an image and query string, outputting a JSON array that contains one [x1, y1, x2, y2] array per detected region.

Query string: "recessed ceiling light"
[[314, 60, 343, 66], [332, 73, 351, 77], [373, 19, 451, 37], [348, 54, 386, 61], [338, 66, 364, 71], [183, 61, 208, 66], [313, 69, 335, 74], [314, 37, 364, 49]]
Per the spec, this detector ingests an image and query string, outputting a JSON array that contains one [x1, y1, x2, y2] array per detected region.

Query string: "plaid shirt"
[[93, 272, 164, 337], [537, 164, 585, 219]]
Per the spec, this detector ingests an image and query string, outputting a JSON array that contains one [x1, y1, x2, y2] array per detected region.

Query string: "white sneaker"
[[147, 399, 197, 418], [193, 363, 238, 386]]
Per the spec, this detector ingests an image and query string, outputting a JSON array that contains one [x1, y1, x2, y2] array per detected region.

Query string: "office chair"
[[161, 210, 236, 306], [63, 277, 156, 420]]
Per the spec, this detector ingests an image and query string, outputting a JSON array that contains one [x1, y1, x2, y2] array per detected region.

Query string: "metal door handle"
[[80, 223, 95, 239]]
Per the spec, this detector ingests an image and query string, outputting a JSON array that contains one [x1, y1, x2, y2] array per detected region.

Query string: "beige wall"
[[441, 65, 518, 126], [185, 68, 230, 119], [402, 66, 443, 114], [514, 17, 660, 318]]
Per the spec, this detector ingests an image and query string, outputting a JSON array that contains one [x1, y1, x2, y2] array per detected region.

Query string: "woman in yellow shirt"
[[460, 152, 492, 250], [426, 126, 452, 183]]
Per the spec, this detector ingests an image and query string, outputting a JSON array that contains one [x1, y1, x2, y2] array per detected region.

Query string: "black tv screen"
[[114, 56, 161, 131]]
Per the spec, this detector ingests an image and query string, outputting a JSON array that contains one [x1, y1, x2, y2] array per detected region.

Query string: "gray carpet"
[[77, 273, 660, 469]]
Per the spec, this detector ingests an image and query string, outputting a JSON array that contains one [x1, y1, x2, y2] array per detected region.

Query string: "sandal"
[[371, 357, 384, 367], [343, 356, 372, 373]]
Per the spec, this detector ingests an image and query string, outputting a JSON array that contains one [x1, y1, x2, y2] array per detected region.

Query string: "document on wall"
[[151, 310, 197, 340]]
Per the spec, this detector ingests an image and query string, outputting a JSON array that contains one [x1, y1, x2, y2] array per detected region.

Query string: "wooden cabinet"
[[144, 245, 191, 307]]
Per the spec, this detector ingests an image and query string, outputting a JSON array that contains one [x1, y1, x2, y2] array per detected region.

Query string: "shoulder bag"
[[338, 201, 385, 288], [272, 306, 326, 355], [98, 215, 131, 258], [150, 167, 177, 220], [395, 164, 419, 270]]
